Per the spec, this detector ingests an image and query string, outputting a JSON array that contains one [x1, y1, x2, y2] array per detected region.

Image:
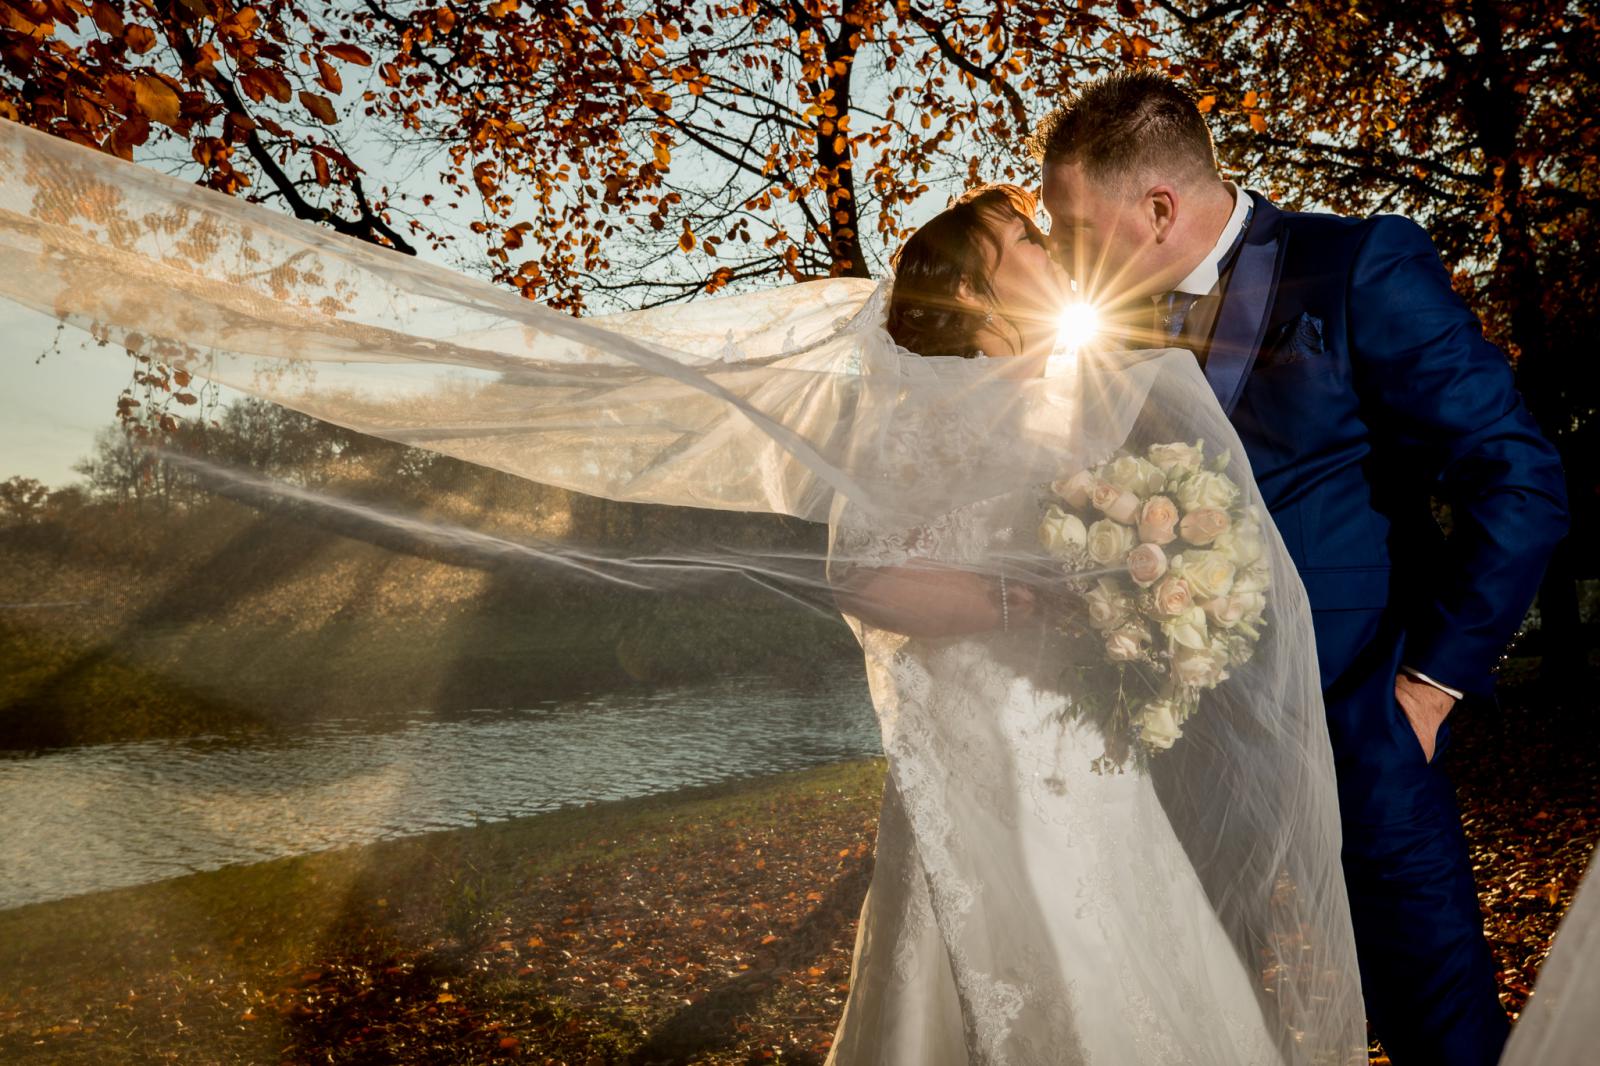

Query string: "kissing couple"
[[823, 69, 1566, 1066], [0, 67, 1573, 1066]]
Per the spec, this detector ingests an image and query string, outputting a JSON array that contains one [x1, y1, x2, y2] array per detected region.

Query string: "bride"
[[22, 119, 1600, 1065], [821, 186, 1359, 1064]]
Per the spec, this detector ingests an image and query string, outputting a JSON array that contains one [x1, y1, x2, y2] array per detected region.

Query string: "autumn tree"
[[0, 475, 49, 524], [0, 0, 441, 248], [0, 0, 466, 438], [346, 0, 1156, 310], [1158, 0, 1597, 674]]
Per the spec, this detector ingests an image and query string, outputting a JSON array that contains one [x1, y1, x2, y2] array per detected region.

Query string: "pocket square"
[[1262, 311, 1325, 366]]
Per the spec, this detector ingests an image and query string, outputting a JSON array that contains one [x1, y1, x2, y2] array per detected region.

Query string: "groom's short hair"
[[1029, 69, 1219, 188]]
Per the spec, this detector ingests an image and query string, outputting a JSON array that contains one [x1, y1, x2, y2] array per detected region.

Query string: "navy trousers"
[[1319, 607, 1509, 1066]]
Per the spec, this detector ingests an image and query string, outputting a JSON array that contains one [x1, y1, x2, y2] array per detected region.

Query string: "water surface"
[[0, 672, 880, 910]]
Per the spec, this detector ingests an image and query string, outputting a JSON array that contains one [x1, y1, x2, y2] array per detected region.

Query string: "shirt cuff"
[[1401, 665, 1465, 701]]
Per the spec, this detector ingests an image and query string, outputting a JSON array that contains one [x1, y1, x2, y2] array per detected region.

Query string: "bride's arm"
[[831, 562, 1038, 638]]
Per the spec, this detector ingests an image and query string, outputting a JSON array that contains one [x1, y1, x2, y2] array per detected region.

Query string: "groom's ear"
[[1145, 185, 1179, 244]]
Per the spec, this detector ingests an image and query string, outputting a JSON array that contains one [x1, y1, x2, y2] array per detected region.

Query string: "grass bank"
[[0, 757, 889, 1064], [0, 597, 859, 748], [0, 491, 859, 748]]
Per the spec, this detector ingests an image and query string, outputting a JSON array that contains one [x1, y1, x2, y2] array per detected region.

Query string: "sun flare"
[[1056, 301, 1102, 353]]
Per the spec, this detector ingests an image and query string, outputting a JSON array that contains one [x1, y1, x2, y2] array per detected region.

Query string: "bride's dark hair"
[[886, 184, 1042, 358]]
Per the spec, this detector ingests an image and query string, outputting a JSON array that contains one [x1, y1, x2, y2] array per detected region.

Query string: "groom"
[[1032, 70, 1567, 1065]]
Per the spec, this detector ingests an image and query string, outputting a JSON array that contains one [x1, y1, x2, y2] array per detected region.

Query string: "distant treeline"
[[0, 401, 860, 749]]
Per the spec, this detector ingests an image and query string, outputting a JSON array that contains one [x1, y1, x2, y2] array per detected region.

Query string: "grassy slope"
[[0, 502, 859, 747], [0, 758, 890, 1065]]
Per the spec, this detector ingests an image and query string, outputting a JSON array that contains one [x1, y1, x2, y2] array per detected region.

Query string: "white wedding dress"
[[824, 488, 1286, 1065]]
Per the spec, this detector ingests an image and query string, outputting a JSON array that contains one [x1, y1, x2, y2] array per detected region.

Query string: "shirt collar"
[[1171, 181, 1252, 296]]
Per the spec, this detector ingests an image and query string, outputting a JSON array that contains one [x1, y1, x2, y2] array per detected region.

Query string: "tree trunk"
[[811, 0, 870, 278], [1467, 0, 1581, 692]]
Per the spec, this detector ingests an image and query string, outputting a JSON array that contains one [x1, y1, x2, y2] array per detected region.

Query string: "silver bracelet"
[[999, 573, 1010, 633]]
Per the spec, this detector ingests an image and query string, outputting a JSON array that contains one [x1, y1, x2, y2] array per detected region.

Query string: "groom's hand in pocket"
[[1394, 673, 1457, 763]]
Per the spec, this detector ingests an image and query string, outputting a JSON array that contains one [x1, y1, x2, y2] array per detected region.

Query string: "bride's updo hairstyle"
[[886, 184, 1043, 358]]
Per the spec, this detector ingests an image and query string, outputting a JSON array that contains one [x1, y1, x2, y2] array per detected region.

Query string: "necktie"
[[1155, 290, 1201, 345]]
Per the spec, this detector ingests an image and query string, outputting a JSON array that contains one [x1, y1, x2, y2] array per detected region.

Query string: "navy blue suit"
[[1184, 193, 1569, 1064]]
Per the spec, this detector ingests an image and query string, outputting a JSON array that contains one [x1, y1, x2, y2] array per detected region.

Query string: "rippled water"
[[0, 673, 881, 910]]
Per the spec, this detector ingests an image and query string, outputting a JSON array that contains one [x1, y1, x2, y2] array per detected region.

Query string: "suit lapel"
[[1202, 193, 1288, 416], [1180, 285, 1224, 367]]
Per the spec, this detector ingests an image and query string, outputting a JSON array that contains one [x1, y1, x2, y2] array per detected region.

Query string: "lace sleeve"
[[827, 493, 1006, 585], [831, 505, 955, 571]]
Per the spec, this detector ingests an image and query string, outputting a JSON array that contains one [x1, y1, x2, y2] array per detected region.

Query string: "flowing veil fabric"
[[0, 117, 1389, 1062], [1499, 842, 1600, 1066]]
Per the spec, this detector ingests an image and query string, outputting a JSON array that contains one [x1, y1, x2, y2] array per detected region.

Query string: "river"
[[0, 672, 881, 910]]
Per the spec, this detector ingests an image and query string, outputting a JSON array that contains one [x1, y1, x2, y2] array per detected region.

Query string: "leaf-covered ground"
[[1, 667, 1595, 1064]]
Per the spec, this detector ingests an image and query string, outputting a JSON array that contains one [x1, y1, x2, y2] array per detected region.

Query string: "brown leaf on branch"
[[324, 43, 373, 65], [316, 57, 342, 95], [134, 76, 180, 127], [299, 91, 338, 125], [124, 24, 156, 54]]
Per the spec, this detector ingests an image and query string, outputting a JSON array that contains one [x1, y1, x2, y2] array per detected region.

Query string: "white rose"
[[1039, 505, 1088, 557], [1173, 644, 1230, 688], [1179, 550, 1237, 601], [1235, 591, 1267, 622], [1102, 455, 1166, 496], [1052, 469, 1099, 509], [1127, 542, 1170, 588], [1137, 495, 1180, 545], [1231, 561, 1271, 595], [1135, 698, 1184, 751], [1090, 480, 1141, 525], [1178, 507, 1231, 546], [1202, 595, 1245, 629], [1213, 527, 1265, 567], [1174, 470, 1240, 512], [1085, 577, 1132, 630], [1087, 518, 1136, 566], [1152, 575, 1192, 619], [1162, 605, 1210, 650], [1105, 623, 1151, 662], [1146, 441, 1204, 477]]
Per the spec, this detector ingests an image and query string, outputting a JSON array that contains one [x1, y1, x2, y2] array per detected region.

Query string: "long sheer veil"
[[1499, 842, 1600, 1066], [13, 114, 1584, 1063]]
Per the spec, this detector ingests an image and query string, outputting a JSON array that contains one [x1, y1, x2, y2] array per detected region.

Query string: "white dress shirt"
[[1172, 180, 1253, 297]]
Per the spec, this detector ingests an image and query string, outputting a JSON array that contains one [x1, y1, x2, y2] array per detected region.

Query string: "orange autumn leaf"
[[134, 76, 180, 127], [299, 91, 338, 124], [91, 2, 124, 35], [316, 57, 342, 94], [324, 43, 373, 66], [240, 67, 291, 103]]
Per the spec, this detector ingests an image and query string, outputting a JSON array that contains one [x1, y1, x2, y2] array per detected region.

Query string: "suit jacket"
[[1184, 192, 1568, 700]]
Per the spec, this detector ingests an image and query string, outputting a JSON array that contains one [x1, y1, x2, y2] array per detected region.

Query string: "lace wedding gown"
[[825, 487, 1286, 1065]]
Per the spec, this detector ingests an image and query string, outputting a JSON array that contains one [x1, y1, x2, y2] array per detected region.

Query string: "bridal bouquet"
[[1036, 440, 1270, 767]]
